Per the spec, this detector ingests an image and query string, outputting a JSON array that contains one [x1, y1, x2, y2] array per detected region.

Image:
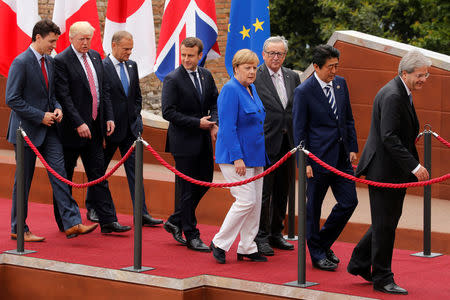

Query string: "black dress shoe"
[[101, 222, 131, 233], [326, 248, 340, 264], [210, 242, 226, 264], [187, 238, 211, 252], [312, 258, 338, 271], [347, 264, 372, 282], [142, 214, 163, 226], [237, 252, 268, 262], [269, 236, 294, 250], [163, 221, 186, 245], [374, 282, 408, 295], [256, 242, 274, 256], [86, 209, 100, 223]]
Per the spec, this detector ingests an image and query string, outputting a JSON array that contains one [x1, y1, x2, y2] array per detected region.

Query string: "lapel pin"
[[337, 85, 340, 89], [128, 64, 132, 68]]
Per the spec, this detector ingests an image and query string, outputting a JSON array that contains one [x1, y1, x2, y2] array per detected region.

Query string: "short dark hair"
[[312, 44, 340, 68], [32, 19, 61, 42], [181, 37, 203, 54]]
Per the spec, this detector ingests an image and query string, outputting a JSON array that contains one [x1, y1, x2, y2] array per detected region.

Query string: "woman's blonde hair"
[[232, 49, 259, 74]]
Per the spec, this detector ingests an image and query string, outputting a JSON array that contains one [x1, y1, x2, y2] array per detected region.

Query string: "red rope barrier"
[[435, 135, 450, 148], [306, 150, 450, 188], [143, 141, 294, 188], [22, 134, 135, 188]]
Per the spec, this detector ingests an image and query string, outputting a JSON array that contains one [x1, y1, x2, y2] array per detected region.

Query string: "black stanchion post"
[[412, 126, 442, 258], [5, 128, 36, 255], [286, 156, 297, 241], [122, 137, 154, 272], [285, 149, 317, 287]]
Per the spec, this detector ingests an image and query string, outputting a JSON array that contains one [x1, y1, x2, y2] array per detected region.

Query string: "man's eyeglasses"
[[265, 51, 286, 58]]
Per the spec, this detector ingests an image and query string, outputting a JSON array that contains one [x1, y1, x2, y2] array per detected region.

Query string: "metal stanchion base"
[[4, 249, 36, 255], [121, 266, 154, 273], [411, 252, 443, 258], [284, 235, 298, 241], [285, 280, 318, 288]]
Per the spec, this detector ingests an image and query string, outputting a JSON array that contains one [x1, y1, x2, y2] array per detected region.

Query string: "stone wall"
[[37, 0, 231, 115]]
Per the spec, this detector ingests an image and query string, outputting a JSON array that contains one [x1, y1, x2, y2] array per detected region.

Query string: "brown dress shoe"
[[65, 223, 98, 239], [10, 231, 45, 242]]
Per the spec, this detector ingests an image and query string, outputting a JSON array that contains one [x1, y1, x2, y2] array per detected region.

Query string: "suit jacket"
[[215, 77, 268, 167], [6, 47, 61, 147], [253, 64, 300, 162], [54, 47, 113, 148], [162, 65, 218, 157], [356, 76, 419, 183], [293, 74, 358, 173], [103, 55, 143, 143]]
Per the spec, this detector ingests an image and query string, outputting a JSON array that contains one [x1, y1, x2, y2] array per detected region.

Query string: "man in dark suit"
[[253, 36, 300, 256], [348, 50, 431, 295], [162, 37, 218, 252], [84, 31, 162, 226], [54, 21, 131, 234], [6, 20, 98, 241], [293, 45, 358, 271]]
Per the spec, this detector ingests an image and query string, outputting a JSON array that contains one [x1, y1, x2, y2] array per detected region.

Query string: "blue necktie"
[[191, 71, 202, 98], [324, 84, 338, 120], [119, 62, 129, 96], [409, 94, 413, 106]]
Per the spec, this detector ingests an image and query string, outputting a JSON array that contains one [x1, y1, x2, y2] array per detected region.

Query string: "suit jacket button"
[[258, 110, 261, 112]]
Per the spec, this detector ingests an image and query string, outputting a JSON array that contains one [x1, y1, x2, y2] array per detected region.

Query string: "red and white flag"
[[103, 0, 156, 78], [0, 0, 40, 77], [52, 0, 103, 56]]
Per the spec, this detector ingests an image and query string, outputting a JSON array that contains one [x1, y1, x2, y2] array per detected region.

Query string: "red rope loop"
[[143, 140, 294, 188], [434, 135, 450, 148], [22, 134, 135, 188], [306, 150, 450, 188]]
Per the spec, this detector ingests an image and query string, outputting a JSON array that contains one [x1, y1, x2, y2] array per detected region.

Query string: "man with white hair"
[[54, 21, 131, 234], [348, 50, 431, 295]]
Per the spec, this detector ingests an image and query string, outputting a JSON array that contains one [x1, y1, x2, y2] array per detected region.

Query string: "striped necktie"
[[324, 84, 338, 120]]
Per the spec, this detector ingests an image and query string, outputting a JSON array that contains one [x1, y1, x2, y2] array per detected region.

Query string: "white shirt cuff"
[[412, 164, 421, 174]]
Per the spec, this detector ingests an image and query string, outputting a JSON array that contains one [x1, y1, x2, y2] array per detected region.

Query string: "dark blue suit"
[[6, 47, 82, 233], [293, 73, 358, 262], [85, 55, 148, 214]]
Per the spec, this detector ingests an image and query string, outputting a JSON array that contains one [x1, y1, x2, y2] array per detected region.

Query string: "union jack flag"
[[154, 0, 220, 81]]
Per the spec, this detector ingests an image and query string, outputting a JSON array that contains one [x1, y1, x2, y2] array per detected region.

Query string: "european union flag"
[[225, 0, 270, 77]]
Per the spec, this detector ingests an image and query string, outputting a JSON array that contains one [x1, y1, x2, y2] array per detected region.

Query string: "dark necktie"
[[324, 84, 338, 120], [119, 62, 129, 96], [40, 57, 48, 89], [191, 71, 202, 98]]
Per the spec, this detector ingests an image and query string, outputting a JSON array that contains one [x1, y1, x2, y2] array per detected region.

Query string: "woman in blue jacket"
[[210, 49, 269, 263]]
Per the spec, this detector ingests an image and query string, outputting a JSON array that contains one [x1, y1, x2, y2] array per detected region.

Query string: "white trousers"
[[212, 164, 264, 254]]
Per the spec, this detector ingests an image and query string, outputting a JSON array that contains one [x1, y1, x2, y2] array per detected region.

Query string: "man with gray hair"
[[253, 36, 300, 255], [348, 50, 431, 295], [55, 21, 131, 234]]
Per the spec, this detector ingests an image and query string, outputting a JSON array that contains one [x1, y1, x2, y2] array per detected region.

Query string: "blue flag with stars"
[[225, 0, 270, 77]]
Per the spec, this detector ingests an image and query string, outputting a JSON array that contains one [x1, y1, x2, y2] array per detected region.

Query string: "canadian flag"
[[52, 0, 103, 56], [0, 0, 40, 77], [103, 0, 156, 79]]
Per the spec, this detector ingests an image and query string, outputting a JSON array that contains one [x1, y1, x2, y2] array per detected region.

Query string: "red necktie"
[[81, 54, 98, 120], [40, 57, 48, 89]]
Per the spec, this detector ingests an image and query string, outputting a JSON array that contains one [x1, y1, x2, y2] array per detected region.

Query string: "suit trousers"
[[213, 165, 264, 254], [306, 146, 358, 262], [168, 149, 213, 241], [348, 186, 406, 286], [57, 120, 118, 226], [11, 127, 82, 233], [256, 134, 293, 242], [85, 128, 149, 215]]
